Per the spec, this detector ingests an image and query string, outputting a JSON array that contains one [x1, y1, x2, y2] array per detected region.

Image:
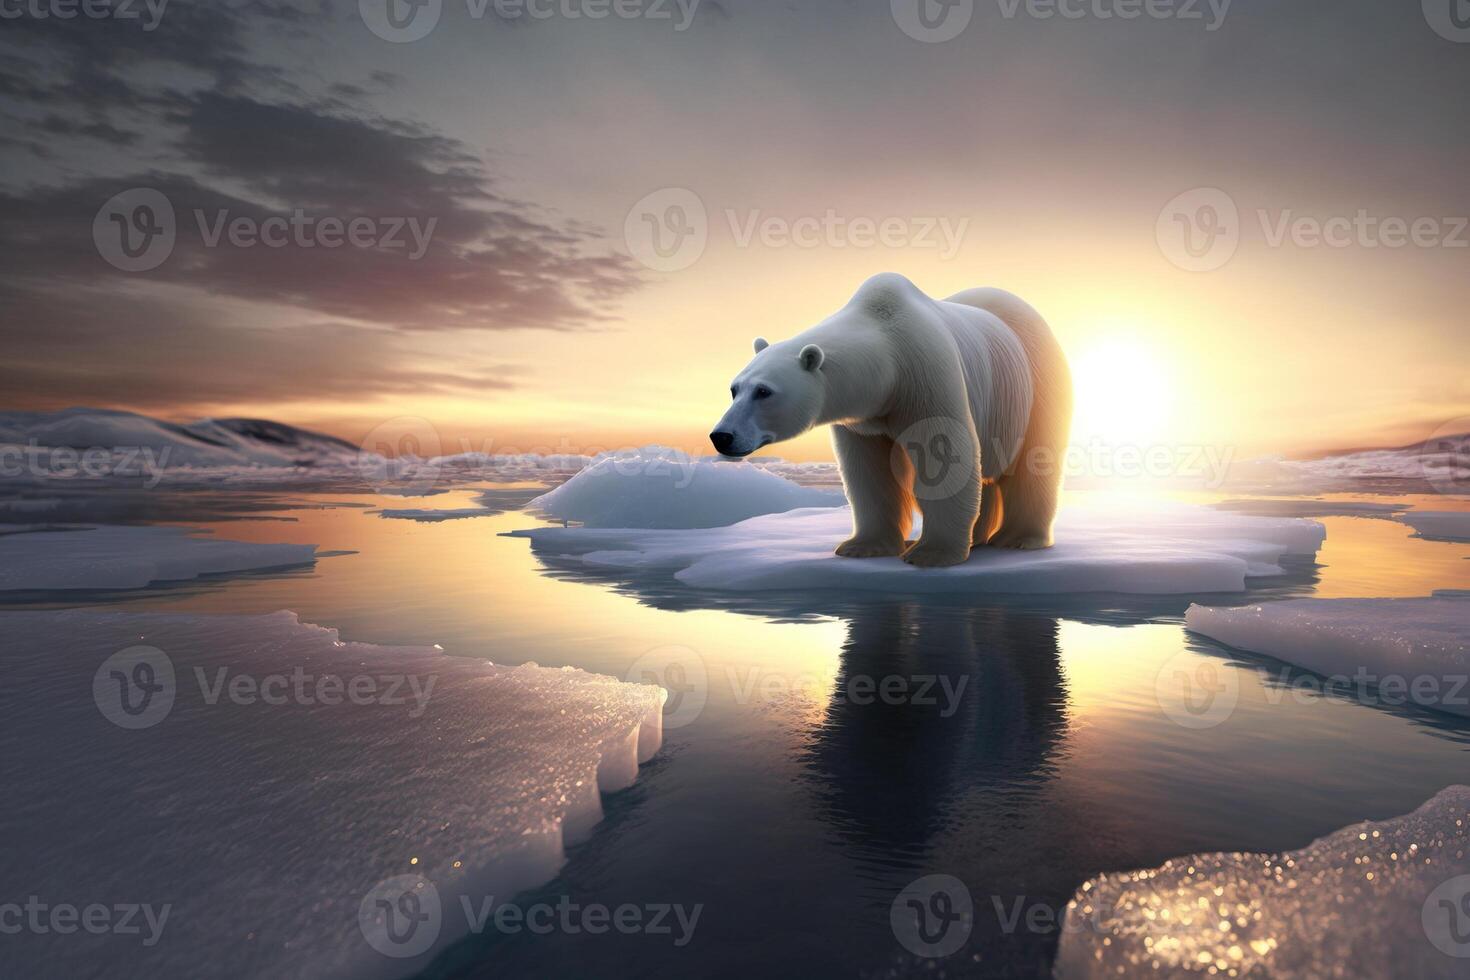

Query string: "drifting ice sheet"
[[527, 448, 844, 529], [1055, 785, 1470, 979], [0, 524, 318, 591], [510, 496, 1325, 595], [1399, 511, 1470, 543], [1185, 596, 1470, 716], [0, 610, 664, 980]]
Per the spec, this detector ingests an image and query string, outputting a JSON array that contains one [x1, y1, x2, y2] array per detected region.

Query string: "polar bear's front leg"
[[832, 426, 913, 558], [897, 419, 981, 567]]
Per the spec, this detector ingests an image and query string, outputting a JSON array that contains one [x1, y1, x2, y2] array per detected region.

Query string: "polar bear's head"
[[709, 337, 826, 457]]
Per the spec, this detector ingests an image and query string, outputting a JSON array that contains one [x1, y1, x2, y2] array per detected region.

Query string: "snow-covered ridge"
[[1185, 596, 1470, 717], [1056, 785, 1470, 978], [2, 610, 665, 980]]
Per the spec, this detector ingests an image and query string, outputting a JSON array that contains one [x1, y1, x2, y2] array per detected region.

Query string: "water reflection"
[[802, 604, 1069, 866]]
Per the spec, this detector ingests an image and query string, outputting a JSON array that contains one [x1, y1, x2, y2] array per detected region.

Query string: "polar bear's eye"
[[730, 386, 738, 399], [754, 386, 773, 400]]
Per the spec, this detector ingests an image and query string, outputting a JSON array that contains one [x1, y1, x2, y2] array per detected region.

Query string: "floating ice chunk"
[[0, 524, 318, 591], [377, 507, 495, 522], [1213, 498, 1409, 519], [1399, 511, 1470, 543], [509, 496, 1325, 595], [1185, 596, 1470, 716], [527, 448, 845, 529], [0, 610, 664, 980], [1055, 785, 1470, 979]]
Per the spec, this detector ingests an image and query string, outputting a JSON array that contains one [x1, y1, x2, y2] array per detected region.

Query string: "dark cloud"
[[0, 3, 641, 337], [0, 283, 520, 414]]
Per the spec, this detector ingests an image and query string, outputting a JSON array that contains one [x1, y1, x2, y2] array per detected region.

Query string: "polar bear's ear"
[[798, 343, 824, 372], [753, 337, 769, 353]]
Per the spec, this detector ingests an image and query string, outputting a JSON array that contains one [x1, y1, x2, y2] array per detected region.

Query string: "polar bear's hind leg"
[[946, 287, 1072, 551]]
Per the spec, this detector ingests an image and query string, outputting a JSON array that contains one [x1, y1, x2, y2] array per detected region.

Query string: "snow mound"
[[509, 496, 1325, 595], [0, 610, 664, 980], [0, 525, 318, 591], [1400, 511, 1470, 543], [527, 448, 845, 528], [1185, 596, 1470, 716], [1055, 785, 1470, 979]]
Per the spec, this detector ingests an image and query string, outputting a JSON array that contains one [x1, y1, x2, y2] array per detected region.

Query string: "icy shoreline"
[[1, 610, 665, 979]]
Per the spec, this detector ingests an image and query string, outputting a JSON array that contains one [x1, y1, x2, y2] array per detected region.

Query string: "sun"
[[1069, 339, 1176, 447]]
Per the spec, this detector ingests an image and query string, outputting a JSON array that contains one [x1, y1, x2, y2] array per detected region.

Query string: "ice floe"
[[510, 496, 1325, 595], [0, 524, 318, 591], [527, 448, 844, 529], [1185, 596, 1470, 716], [1400, 511, 1470, 543], [1055, 784, 1470, 979], [0, 610, 664, 980]]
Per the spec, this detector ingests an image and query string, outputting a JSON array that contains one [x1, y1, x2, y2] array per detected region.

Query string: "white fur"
[[710, 274, 1072, 567]]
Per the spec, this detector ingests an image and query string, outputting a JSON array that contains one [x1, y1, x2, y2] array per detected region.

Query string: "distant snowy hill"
[[0, 408, 359, 469]]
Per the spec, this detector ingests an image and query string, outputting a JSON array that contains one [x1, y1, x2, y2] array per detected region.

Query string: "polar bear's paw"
[[835, 536, 906, 559], [901, 539, 972, 568], [989, 531, 1051, 551]]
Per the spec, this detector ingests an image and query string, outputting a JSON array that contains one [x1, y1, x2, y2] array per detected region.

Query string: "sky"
[[1, 0, 1467, 463]]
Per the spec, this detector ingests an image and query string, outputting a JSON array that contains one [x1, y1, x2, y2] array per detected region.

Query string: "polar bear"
[[709, 273, 1072, 567]]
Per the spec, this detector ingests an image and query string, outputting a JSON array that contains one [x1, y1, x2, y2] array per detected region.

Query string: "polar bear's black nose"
[[710, 431, 735, 454]]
